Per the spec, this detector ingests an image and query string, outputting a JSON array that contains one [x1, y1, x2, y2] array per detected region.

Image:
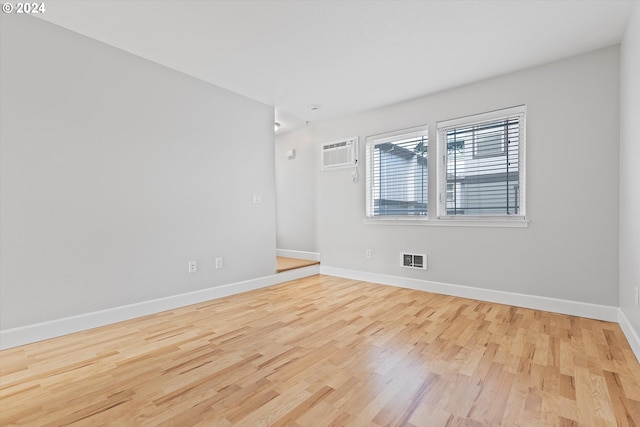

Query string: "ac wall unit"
[[321, 137, 358, 171]]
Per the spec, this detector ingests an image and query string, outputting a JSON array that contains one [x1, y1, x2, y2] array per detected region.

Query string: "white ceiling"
[[36, 0, 634, 133]]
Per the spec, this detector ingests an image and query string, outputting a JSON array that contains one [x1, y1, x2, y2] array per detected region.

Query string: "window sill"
[[364, 217, 529, 228]]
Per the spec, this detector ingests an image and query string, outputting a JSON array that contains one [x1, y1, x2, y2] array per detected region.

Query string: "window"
[[437, 106, 526, 219], [365, 126, 428, 219], [364, 107, 526, 226]]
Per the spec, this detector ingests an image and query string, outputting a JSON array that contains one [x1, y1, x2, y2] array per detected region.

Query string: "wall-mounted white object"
[[286, 149, 296, 160], [401, 253, 427, 270], [321, 136, 358, 171]]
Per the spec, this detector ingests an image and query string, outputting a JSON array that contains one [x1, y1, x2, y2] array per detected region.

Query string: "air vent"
[[401, 253, 427, 270], [321, 137, 358, 171]]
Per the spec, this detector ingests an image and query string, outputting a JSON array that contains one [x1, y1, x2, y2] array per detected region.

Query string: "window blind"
[[438, 107, 525, 218], [365, 127, 428, 218]]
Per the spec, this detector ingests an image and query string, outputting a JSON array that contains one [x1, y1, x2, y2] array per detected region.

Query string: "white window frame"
[[365, 125, 429, 222], [436, 105, 527, 225]]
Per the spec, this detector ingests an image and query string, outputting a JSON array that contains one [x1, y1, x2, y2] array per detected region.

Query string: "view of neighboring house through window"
[[365, 126, 428, 219], [364, 106, 525, 224], [437, 106, 526, 219]]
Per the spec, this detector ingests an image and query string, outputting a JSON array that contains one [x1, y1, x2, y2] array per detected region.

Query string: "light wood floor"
[[1, 275, 639, 427], [276, 257, 320, 273]]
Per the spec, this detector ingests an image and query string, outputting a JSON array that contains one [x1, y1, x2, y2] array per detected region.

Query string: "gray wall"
[[620, 3, 640, 333], [275, 128, 318, 252], [0, 15, 276, 329], [279, 46, 621, 307]]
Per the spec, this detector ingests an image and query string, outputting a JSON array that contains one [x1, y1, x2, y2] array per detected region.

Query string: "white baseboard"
[[320, 266, 640, 362], [4, 263, 637, 364], [319, 266, 620, 322], [276, 249, 321, 262], [618, 309, 640, 363], [0, 265, 319, 350]]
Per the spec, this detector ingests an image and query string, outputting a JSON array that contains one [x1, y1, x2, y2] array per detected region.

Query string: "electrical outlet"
[[215, 257, 223, 269], [188, 260, 197, 274], [365, 249, 372, 259], [252, 194, 261, 204]]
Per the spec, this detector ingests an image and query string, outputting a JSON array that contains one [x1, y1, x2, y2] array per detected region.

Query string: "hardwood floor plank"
[[1, 274, 639, 426], [276, 257, 319, 273]]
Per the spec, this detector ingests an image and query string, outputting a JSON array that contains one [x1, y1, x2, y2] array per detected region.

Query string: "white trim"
[[363, 218, 529, 228], [436, 105, 526, 130], [618, 309, 640, 363], [0, 265, 319, 350], [429, 218, 529, 228], [365, 124, 429, 146], [319, 266, 619, 322], [5, 264, 636, 364], [276, 249, 321, 262]]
